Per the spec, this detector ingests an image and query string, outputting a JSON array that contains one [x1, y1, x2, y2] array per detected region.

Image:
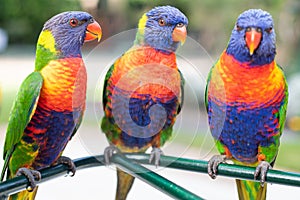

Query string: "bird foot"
[[254, 161, 272, 187], [207, 155, 227, 179], [104, 145, 120, 165], [16, 168, 41, 192], [55, 156, 76, 177], [149, 147, 164, 167]]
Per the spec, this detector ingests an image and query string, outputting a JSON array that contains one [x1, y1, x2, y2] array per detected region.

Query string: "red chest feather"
[[39, 58, 87, 111], [208, 53, 286, 108], [110, 47, 181, 102]]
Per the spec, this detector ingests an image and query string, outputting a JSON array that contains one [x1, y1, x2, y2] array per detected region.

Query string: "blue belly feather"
[[23, 105, 82, 169], [208, 99, 283, 163], [108, 88, 179, 148]]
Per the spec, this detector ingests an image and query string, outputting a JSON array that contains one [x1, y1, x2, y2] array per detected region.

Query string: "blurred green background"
[[0, 0, 300, 173], [1, 0, 300, 68]]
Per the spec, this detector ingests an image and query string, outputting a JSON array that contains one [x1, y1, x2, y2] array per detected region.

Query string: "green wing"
[[278, 64, 289, 134], [101, 62, 121, 143], [102, 63, 115, 111], [177, 69, 185, 114], [204, 64, 214, 112], [1, 72, 43, 180]]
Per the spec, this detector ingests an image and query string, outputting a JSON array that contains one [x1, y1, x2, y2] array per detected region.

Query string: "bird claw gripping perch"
[[54, 156, 76, 177], [16, 168, 41, 192], [104, 145, 120, 165], [149, 147, 164, 167], [207, 155, 227, 179], [254, 161, 272, 187]]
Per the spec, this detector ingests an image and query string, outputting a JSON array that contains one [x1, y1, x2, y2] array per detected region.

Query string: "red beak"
[[245, 28, 262, 55], [85, 20, 102, 42], [172, 25, 187, 45]]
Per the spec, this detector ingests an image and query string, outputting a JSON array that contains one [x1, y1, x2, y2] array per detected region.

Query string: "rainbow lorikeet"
[[101, 5, 188, 200], [0, 11, 102, 200], [205, 9, 288, 200]]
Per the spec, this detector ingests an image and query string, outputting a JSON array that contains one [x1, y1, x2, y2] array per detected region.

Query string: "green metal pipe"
[[124, 153, 300, 187], [0, 156, 105, 196], [110, 153, 203, 200], [1, 153, 300, 197]]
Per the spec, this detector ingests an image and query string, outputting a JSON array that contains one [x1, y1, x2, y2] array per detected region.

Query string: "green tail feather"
[[236, 179, 266, 200], [116, 169, 135, 200], [8, 187, 38, 200]]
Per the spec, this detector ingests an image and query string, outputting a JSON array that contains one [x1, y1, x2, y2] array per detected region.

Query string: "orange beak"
[[85, 20, 102, 42], [172, 25, 187, 45], [245, 28, 262, 55]]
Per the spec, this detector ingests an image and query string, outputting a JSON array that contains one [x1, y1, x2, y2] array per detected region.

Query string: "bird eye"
[[265, 27, 273, 33], [158, 19, 166, 26], [246, 27, 251, 32], [256, 27, 262, 33], [69, 18, 79, 27], [236, 25, 243, 31], [176, 22, 184, 28]]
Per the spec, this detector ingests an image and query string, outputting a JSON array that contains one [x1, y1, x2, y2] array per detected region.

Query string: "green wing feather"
[[1, 72, 43, 181], [204, 64, 214, 111], [101, 62, 122, 143], [277, 64, 289, 134], [102, 63, 115, 110], [177, 69, 184, 114]]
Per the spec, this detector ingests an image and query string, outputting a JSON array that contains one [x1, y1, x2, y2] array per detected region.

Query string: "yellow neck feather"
[[37, 30, 57, 53]]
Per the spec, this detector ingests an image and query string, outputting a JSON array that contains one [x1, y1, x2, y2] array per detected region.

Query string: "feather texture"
[[101, 6, 187, 199], [1, 11, 101, 200], [206, 9, 288, 200], [102, 46, 182, 151]]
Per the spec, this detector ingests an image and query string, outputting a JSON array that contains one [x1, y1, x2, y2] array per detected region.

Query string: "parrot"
[[0, 11, 102, 200], [205, 9, 288, 200], [101, 5, 188, 200]]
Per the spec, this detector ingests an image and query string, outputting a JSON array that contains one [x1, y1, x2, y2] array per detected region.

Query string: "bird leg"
[[254, 161, 272, 187], [149, 147, 164, 167], [104, 145, 120, 165], [55, 156, 76, 177], [16, 168, 41, 192], [207, 155, 227, 179]]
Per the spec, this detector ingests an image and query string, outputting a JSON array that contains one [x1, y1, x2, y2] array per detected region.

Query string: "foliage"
[[0, 0, 81, 44]]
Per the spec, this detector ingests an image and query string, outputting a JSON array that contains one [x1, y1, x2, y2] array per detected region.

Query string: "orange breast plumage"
[[39, 57, 87, 112], [208, 52, 286, 109]]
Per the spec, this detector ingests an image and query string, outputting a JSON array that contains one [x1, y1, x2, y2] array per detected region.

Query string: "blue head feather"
[[136, 6, 188, 53], [43, 11, 94, 57], [226, 9, 276, 66]]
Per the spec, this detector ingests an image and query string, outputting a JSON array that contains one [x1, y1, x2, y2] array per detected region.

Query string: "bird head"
[[135, 6, 188, 53], [226, 9, 276, 66], [37, 11, 102, 58]]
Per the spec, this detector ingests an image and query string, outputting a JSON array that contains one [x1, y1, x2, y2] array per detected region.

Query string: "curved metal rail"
[[1, 153, 300, 199]]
